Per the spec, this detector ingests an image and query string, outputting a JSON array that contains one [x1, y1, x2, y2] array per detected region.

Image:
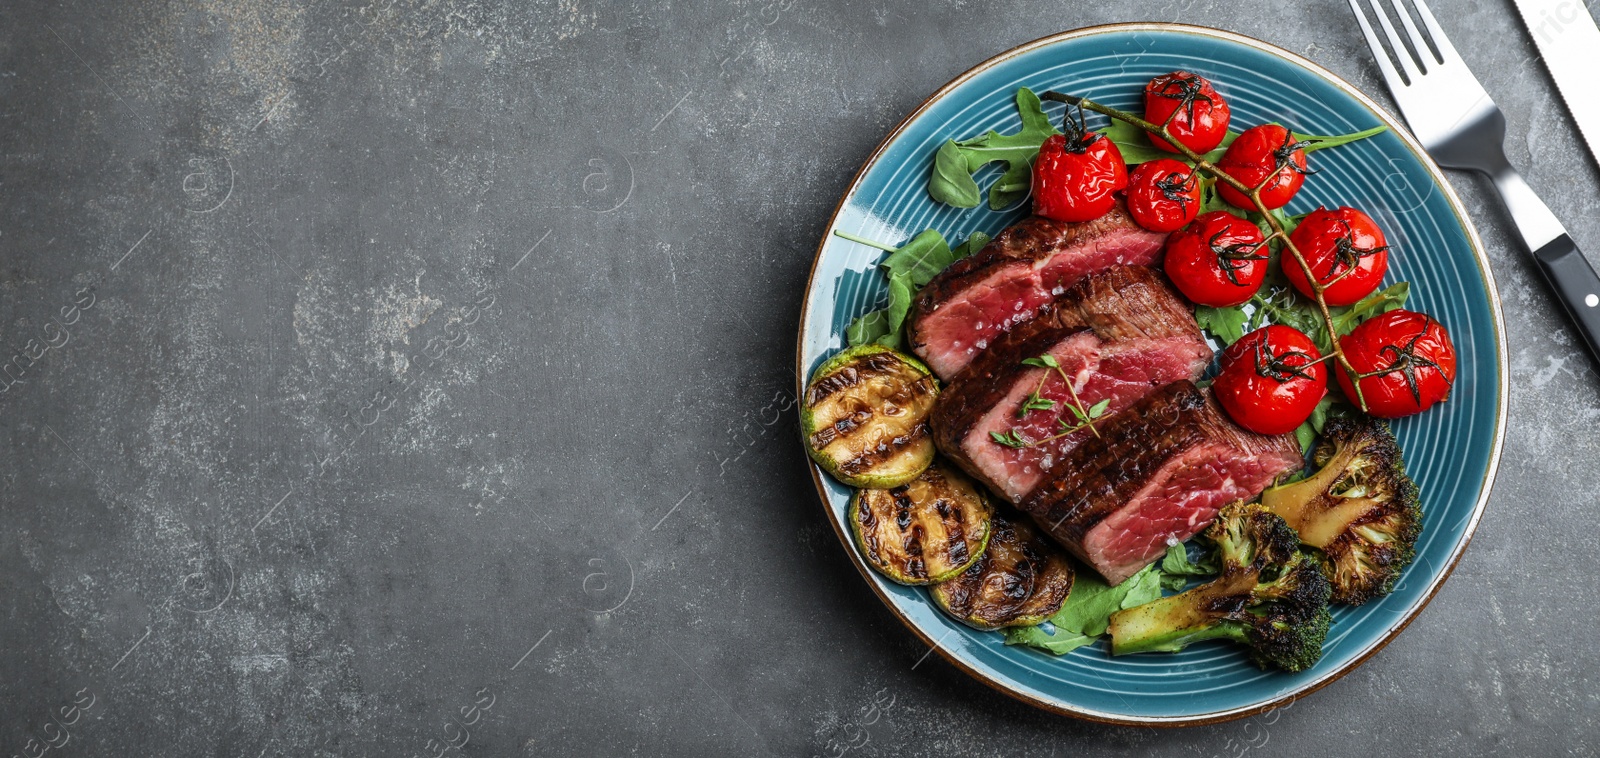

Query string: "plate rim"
[[793, 21, 1509, 726]]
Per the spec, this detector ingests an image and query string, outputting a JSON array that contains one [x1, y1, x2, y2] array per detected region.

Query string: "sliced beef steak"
[[1018, 381, 1303, 585], [907, 202, 1168, 378], [931, 267, 1211, 503]]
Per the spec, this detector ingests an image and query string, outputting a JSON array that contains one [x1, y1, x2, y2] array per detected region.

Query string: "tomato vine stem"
[[1040, 91, 1371, 412]]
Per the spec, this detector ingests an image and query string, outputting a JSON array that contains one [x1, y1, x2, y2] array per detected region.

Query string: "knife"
[[1513, 0, 1600, 164]]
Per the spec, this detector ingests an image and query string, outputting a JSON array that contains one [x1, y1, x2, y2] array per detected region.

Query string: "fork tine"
[[1406, 0, 1462, 65], [1367, 0, 1424, 83], [1386, 0, 1436, 70], [1349, 0, 1410, 92]]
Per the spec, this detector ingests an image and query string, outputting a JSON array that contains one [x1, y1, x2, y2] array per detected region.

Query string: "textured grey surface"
[[0, 0, 1596, 754]]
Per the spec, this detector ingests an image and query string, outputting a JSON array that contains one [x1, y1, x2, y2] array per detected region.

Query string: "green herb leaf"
[[1087, 398, 1111, 419], [846, 309, 892, 347], [1103, 118, 1171, 166], [1295, 125, 1388, 153], [1160, 541, 1218, 577], [1103, 119, 1239, 166], [1120, 563, 1165, 609], [883, 272, 914, 343], [1195, 304, 1250, 345], [1330, 282, 1410, 335], [1003, 564, 1164, 656], [1196, 177, 1234, 216], [1249, 283, 1329, 352], [930, 141, 983, 208], [927, 88, 1059, 209], [950, 231, 991, 260], [1294, 422, 1318, 456], [1003, 625, 1099, 656], [1021, 354, 1060, 369], [989, 160, 1034, 210], [989, 429, 1027, 448], [1293, 394, 1351, 456], [840, 228, 990, 350], [1017, 393, 1056, 417], [879, 230, 954, 288]]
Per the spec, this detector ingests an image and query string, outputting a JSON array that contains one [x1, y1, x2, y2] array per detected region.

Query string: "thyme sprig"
[[989, 354, 1110, 449]]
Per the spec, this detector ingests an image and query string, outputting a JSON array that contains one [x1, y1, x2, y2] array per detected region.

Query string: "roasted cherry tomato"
[[1283, 206, 1391, 306], [1126, 159, 1202, 232], [1217, 124, 1314, 210], [1213, 325, 1329, 436], [1336, 310, 1457, 418], [1031, 110, 1128, 223], [1162, 210, 1269, 307], [1143, 71, 1232, 154]]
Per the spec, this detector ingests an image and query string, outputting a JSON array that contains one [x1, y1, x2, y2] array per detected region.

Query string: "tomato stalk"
[[1040, 91, 1373, 412]]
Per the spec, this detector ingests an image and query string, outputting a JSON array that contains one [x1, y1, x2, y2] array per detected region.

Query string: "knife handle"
[[1534, 233, 1600, 360]]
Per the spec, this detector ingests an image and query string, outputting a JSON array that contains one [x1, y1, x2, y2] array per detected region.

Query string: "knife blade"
[[1514, 0, 1600, 164]]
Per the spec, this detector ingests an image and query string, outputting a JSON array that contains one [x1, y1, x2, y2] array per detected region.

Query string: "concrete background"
[[1, 0, 1595, 754]]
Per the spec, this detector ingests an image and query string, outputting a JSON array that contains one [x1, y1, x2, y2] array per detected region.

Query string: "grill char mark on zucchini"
[[803, 345, 939, 488], [929, 515, 1075, 630], [850, 463, 993, 585]]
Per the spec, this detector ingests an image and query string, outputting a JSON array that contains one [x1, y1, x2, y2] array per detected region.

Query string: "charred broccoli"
[[1262, 417, 1421, 605], [1107, 502, 1332, 672]]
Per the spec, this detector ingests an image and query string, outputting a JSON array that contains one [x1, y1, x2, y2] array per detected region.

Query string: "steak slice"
[[931, 267, 1211, 503], [907, 201, 1168, 378], [1019, 381, 1303, 585]]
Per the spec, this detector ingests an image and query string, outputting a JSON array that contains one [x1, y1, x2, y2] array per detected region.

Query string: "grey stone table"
[[1, 0, 1593, 754]]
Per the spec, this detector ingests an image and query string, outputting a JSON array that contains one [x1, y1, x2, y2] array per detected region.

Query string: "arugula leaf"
[[880, 230, 954, 287], [1195, 304, 1250, 346], [1003, 624, 1099, 655], [927, 88, 1059, 209], [1250, 284, 1328, 352], [1104, 119, 1238, 166], [1160, 541, 1218, 577], [1120, 563, 1165, 610], [1294, 422, 1318, 458], [846, 309, 893, 347], [1330, 282, 1409, 335], [884, 271, 913, 336], [844, 271, 917, 350], [842, 229, 994, 349], [930, 142, 982, 208], [1103, 118, 1172, 166], [1004, 563, 1165, 656], [950, 231, 991, 260], [1196, 177, 1234, 216], [1292, 394, 1354, 456], [1296, 125, 1387, 153], [1254, 208, 1305, 238]]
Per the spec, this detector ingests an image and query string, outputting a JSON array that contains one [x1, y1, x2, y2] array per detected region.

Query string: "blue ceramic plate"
[[796, 24, 1507, 725]]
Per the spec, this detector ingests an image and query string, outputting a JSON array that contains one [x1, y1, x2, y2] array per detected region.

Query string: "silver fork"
[[1351, 0, 1600, 361]]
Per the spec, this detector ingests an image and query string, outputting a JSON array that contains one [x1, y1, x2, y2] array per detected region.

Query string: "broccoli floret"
[[1262, 417, 1422, 605], [1107, 502, 1332, 672]]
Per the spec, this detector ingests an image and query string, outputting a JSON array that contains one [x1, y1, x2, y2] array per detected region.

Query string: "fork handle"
[[1533, 234, 1600, 360]]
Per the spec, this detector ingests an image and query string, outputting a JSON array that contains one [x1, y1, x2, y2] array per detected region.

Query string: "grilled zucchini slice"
[[802, 344, 938, 488], [850, 462, 994, 585], [929, 515, 1075, 630]]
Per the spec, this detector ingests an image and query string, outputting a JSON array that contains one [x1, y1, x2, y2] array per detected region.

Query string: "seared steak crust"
[[929, 267, 1211, 500], [1018, 380, 1302, 582], [932, 266, 1201, 448], [907, 201, 1169, 378]]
